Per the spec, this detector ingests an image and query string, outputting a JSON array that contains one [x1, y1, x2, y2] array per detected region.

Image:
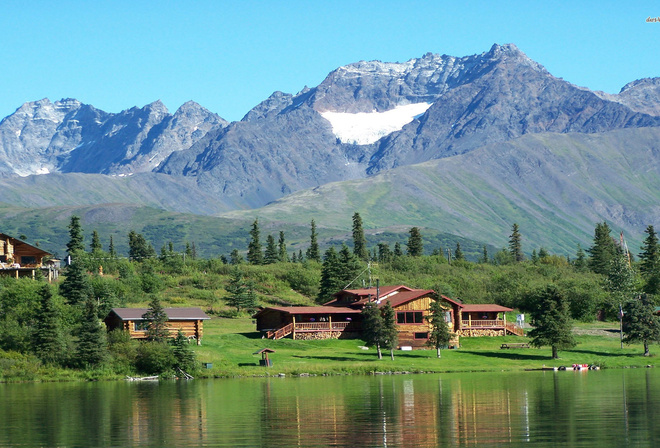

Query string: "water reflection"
[[1, 370, 660, 447]]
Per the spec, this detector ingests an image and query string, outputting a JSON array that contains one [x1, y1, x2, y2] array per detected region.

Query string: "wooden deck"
[[461, 320, 524, 336], [266, 321, 359, 339]]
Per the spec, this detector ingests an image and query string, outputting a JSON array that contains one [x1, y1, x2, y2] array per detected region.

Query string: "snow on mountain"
[[320, 103, 432, 145]]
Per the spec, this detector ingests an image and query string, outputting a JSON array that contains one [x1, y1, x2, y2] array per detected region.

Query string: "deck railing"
[[461, 319, 524, 336], [294, 321, 358, 331]]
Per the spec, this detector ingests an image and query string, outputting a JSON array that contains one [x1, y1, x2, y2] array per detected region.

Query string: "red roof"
[[460, 304, 513, 313], [109, 307, 211, 321], [380, 289, 434, 307], [254, 306, 362, 316]]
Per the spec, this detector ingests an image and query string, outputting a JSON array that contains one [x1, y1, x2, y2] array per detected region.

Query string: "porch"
[[266, 320, 361, 340], [459, 319, 524, 336]]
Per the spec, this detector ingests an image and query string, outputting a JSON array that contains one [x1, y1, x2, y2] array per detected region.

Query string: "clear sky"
[[1, 1, 659, 122]]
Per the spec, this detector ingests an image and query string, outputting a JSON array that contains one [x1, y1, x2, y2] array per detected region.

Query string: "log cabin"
[[0, 233, 58, 281], [104, 307, 211, 345]]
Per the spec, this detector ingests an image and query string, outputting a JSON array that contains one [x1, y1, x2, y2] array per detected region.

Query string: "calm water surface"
[[1, 369, 658, 447]]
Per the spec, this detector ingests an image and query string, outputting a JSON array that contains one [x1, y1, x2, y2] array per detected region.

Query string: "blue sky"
[[1, 1, 659, 122]]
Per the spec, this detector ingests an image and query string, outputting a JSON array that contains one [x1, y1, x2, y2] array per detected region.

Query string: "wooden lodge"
[[254, 285, 523, 347], [104, 307, 211, 345], [0, 233, 58, 281]]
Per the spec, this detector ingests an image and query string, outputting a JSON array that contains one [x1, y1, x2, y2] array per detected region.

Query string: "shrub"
[[135, 341, 176, 375]]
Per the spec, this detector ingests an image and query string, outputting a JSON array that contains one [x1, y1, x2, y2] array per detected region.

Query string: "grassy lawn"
[[192, 317, 659, 378]]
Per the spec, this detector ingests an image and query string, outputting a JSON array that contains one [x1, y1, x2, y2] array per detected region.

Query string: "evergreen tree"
[[394, 242, 403, 257], [66, 215, 85, 256], [606, 254, 637, 305], [32, 285, 66, 365], [59, 259, 93, 306], [230, 249, 244, 265], [306, 219, 321, 262], [508, 223, 524, 262], [108, 235, 116, 257], [225, 267, 258, 312], [622, 294, 660, 356], [143, 296, 169, 342], [573, 244, 587, 271], [588, 222, 618, 275], [278, 231, 289, 262], [90, 230, 102, 253], [528, 285, 577, 359], [454, 242, 464, 261], [291, 252, 298, 263], [639, 225, 660, 279], [407, 227, 423, 257], [352, 212, 368, 260], [538, 247, 549, 259], [338, 244, 363, 288], [247, 219, 263, 265], [361, 301, 384, 359], [318, 247, 343, 302], [171, 329, 197, 373], [298, 249, 303, 263], [76, 295, 107, 367], [480, 245, 489, 264], [128, 231, 155, 261], [264, 234, 279, 264], [531, 249, 538, 264], [426, 296, 453, 358], [380, 301, 398, 360], [377, 243, 392, 263]]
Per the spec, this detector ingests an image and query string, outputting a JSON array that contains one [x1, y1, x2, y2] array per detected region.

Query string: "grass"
[[192, 317, 660, 378]]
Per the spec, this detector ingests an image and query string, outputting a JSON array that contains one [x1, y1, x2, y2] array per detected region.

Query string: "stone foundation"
[[457, 329, 505, 337], [294, 331, 360, 340]]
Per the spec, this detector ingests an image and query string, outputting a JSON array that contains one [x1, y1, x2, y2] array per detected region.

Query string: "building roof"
[[0, 233, 52, 257], [254, 306, 362, 316], [380, 289, 435, 308], [108, 307, 211, 321], [460, 304, 513, 313]]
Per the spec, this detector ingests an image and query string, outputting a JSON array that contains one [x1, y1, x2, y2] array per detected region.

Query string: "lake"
[[1, 369, 658, 447]]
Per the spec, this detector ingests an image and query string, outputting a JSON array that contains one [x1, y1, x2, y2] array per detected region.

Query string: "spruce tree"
[[143, 296, 169, 342], [528, 284, 577, 359], [407, 227, 423, 257], [225, 267, 258, 312], [171, 329, 197, 373], [380, 301, 399, 360], [59, 258, 93, 306], [426, 297, 453, 358], [278, 231, 289, 262], [318, 247, 343, 302], [32, 285, 66, 365], [338, 244, 363, 288], [508, 223, 524, 262], [128, 231, 155, 261], [454, 242, 464, 261], [247, 219, 263, 265], [377, 243, 392, 263], [298, 249, 303, 262], [264, 234, 279, 264], [108, 235, 116, 257], [90, 230, 102, 253], [480, 245, 489, 264], [306, 219, 321, 262], [66, 215, 85, 256], [588, 222, 618, 275], [361, 301, 384, 359], [352, 212, 368, 260], [230, 249, 244, 265], [394, 242, 403, 257], [639, 225, 660, 279], [622, 294, 660, 356], [574, 244, 587, 271], [76, 295, 107, 367]]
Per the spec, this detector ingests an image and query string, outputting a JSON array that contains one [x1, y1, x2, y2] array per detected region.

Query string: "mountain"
[[0, 98, 227, 178]]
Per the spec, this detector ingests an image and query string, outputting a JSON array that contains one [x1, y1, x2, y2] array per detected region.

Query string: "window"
[[20, 256, 36, 265], [134, 321, 149, 331], [397, 311, 424, 324], [414, 332, 429, 339]]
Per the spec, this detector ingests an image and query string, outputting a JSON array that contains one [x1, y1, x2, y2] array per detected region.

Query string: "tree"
[[352, 212, 368, 260], [230, 249, 244, 265], [264, 234, 279, 264], [573, 244, 587, 271], [639, 225, 660, 294], [361, 301, 384, 359], [90, 230, 102, 253], [318, 247, 343, 302], [393, 242, 403, 257], [108, 235, 117, 257], [377, 243, 392, 263], [306, 219, 321, 262], [76, 295, 107, 367], [59, 258, 93, 306], [454, 242, 464, 261], [407, 227, 423, 257], [338, 244, 363, 287], [508, 223, 523, 262], [527, 285, 577, 359], [622, 294, 660, 356], [142, 296, 169, 342], [32, 285, 66, 365], [128, 231, 155, 261], [480, 245, 489, 264], [380, 301, 398, 360], [171, 329, 197, 373], [247, 219, 263, 265], [225, 267, 258, 313], [66, 215, 85, 256], [606, 254, 637, 308], [426, 296, 453, 358], [588, 222, 618, 275], [278, 231, 289, 262]]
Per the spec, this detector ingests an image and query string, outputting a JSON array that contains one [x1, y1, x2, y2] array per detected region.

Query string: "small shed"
[[254, 348, 275, 367], [104, 307, 211, 345]]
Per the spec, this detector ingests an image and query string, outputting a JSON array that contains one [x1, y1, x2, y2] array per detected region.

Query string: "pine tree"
[[338, 244, 363, 288], [298, 249, 304, 262], [32, 285, 66, 365], [639, 225, 660, 278], [588, 222, 618, 275], [128, 231, 155, 261], [508, 223, 523, 262], [278, 231, 289, 262], [377, 243, 392, 263], [380, 301, 399, 360], [90, 230, 102, 253], [171, 329, 197, 373], [247, 219, 263, 265], [427, 296, 453, 358], [352, 212, 368, 260], [225, 267, 257, 312], [574, 244, 587, 271], [622, 294, 660, 356], [394, 242, 403, 257], [143, 296, 169, 342], [59, 258, 93, 306], [306, 219, 321, 262], [66, 215, 85, 256], [264, 234, 279, 264], [230, 249, 243, 265], [407, 227, 423, 257], [361, 301, 384, 359], [454, 242, 464, 261], [538, 247, 549, 259], [76, 295, 107, 367], [528, 285, 577, 359], [480, 245, 489, 264], [108, 235, 116, 257], [318, 247, 343, 302], [531, 249, 538, 264]]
